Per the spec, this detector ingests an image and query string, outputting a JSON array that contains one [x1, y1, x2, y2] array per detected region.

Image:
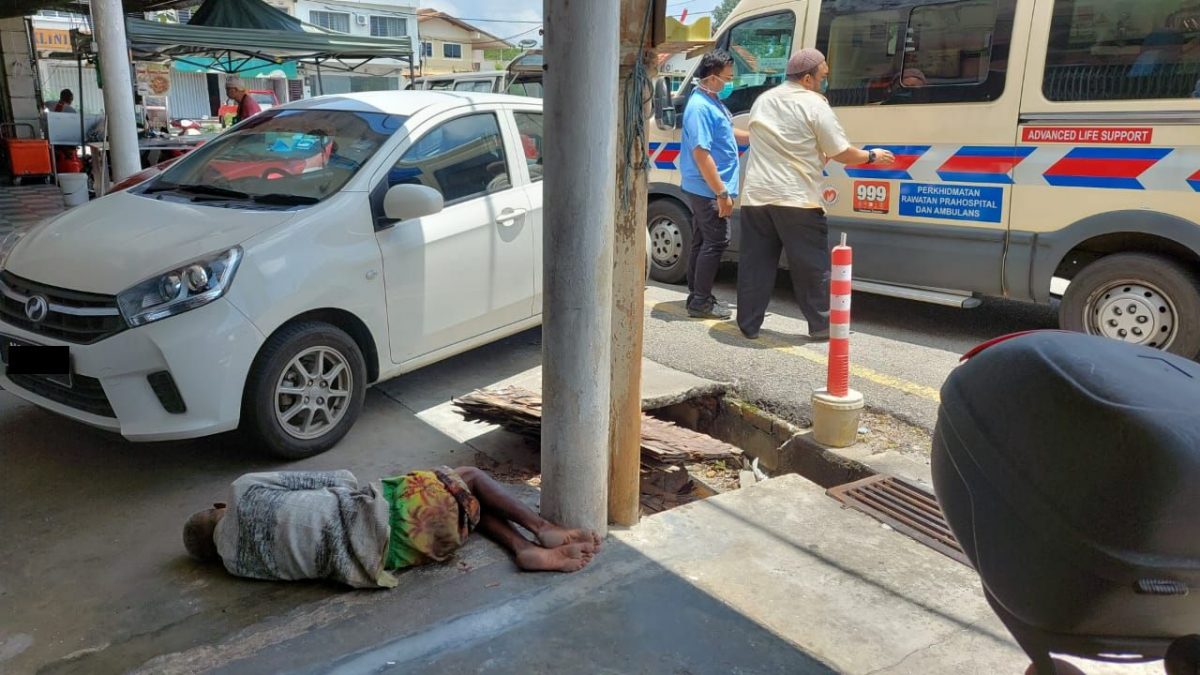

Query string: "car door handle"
[[496, 208, 527, 227]]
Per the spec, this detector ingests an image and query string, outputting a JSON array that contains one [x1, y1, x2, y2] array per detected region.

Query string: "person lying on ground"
[[183, 465, 601, 588]]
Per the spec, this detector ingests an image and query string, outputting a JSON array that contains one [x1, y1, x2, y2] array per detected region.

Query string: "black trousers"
[[684, 192, 731, 310], [736, 205, 830, 335]]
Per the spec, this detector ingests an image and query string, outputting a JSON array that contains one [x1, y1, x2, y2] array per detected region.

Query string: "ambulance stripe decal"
[[1188, 169, 1200, 192], [937, 146, 1036, 185], [652, 142, 682, 170], [1043, 147, 1173, 190], [845, 145, 930, 181]]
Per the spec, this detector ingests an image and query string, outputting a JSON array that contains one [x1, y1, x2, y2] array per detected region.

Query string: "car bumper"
[[0, 298, 264, 441]]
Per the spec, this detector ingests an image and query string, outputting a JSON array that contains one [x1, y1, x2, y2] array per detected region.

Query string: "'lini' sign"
[[1022, 127, 1153, 144]]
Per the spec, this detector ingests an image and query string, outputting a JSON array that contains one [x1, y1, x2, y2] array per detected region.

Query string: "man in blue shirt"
[[679, 50, 749, 319]]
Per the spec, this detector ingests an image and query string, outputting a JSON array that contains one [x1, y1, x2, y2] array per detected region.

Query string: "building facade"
[[416, 9, 514, 75]]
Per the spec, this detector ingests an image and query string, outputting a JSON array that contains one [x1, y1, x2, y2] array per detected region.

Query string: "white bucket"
[[58, 172, 89, 207]]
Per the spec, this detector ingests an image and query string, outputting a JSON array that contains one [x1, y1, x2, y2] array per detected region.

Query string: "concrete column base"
[[811, 388, 864, 448]]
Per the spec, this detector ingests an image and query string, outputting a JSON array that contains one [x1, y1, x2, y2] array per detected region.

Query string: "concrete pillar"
[[89, 0, 140, 181], [540, 0, 620, 535]]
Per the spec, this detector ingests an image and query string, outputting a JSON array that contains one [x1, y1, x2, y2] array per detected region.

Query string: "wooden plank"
[[453, 386, 742, 466]]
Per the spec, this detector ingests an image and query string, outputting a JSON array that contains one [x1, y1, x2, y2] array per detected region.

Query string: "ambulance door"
[[817, 0, 1029, 296], [1012, 0, 1200, 309]]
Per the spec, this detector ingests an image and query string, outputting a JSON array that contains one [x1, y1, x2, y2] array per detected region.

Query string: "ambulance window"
[[719, 12, 796, 115], [1044, 0, 1200, 101], [897, 0, 1015, 104], [819, 4, 907, 106], [819, 0, 1015, 106]]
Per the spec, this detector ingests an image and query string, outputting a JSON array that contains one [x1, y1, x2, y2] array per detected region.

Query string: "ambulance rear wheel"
[[648, 199, 692, 284], [1060, 253, 1200, 358]]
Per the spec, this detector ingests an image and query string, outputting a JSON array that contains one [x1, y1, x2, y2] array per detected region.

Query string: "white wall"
[[293, 0, 419, 70]]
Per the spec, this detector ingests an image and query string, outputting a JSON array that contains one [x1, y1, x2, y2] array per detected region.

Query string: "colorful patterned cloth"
[[381, 466, 480, 570]]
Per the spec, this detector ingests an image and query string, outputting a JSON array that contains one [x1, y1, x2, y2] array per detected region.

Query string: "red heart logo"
[[822, 188, 838, 204]]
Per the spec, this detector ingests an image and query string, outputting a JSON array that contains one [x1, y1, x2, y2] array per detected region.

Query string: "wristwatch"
[[717, 190, 730, 200], [867, 149, 878, 164]]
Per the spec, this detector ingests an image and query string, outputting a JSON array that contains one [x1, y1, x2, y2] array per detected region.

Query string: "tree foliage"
[[712, 0, 740, 29]]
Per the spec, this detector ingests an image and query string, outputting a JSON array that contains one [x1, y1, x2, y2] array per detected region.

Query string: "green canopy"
[[118, 17, 413, 65], [171, 56, 299, 78]]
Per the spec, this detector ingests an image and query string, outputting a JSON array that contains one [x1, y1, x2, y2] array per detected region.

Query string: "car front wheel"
[[242, 321, 368, 459], [1059, 253, 1200, 358]]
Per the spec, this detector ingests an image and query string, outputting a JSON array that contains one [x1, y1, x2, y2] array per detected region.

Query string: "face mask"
[[702, 76, 733, 100], [820, 78, 830, 94]]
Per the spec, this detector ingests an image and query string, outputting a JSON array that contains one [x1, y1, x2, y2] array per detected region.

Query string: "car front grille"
[[7, 372, 116, 418], [0, 271, 126, 345]]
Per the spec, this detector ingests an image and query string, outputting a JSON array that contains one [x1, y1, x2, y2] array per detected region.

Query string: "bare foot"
[[536, 524, 602, 551], [515, 543, 595, 573]]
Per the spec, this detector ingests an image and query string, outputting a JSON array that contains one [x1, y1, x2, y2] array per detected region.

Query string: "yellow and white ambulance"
[[648, 0, 1200, 356]]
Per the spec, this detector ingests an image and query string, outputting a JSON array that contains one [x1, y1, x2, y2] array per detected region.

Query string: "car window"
[[388, 112, 511, 203], [428, 80, 453, 90], [514, 111, 543, 183], [152, 109, 404, 205], [252, 92, 275, 105], [453, 80, 495, 92]]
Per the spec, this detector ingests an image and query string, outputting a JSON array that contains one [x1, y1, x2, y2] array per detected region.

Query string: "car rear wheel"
[[648, 199, 692, 284], [242, 321, 367, 459], [1059, 253, 1200, 358]]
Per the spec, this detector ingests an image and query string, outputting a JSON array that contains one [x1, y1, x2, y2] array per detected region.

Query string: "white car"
[[0, 91, 560, 458]]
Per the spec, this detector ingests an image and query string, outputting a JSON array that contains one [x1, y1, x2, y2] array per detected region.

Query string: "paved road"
[[643, 266, 1059, 430]]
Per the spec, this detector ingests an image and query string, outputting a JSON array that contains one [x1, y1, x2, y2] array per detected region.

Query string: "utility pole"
[[609, 0, 658, 527], [90, 0, 140, 181], [540, 0, 620, 535]]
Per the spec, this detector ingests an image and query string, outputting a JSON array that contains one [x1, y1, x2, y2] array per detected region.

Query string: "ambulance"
[[648, 0, 1200, 356]]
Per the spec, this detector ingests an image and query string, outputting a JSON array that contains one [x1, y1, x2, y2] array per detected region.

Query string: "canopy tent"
[[69, 0, 412, 78], [107, 17, 413, 73], [171, 56, 298, 79], [187, 0, 305, 32]]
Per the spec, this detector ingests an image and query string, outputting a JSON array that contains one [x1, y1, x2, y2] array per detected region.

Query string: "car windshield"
[[148, 109, 405, 205], [252, 93, 275, 105]]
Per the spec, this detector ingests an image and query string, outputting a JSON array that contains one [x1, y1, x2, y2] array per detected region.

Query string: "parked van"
[[408, 52, 545, 98], [649, 0, 1200, 356], [408, 71, 509, 93]]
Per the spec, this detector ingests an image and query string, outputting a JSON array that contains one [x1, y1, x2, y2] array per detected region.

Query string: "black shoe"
[[808, 328, 831, 341], [740, 328, 759, 340], [688, 302, 732, 320]]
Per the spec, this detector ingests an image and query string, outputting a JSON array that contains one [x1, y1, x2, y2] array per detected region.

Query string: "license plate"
[[1, 335, 72, 388]]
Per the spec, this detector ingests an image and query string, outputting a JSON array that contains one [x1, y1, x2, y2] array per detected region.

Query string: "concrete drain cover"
[[827, 475, 970, 566]]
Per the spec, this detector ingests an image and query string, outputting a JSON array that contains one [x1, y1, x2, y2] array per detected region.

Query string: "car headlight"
[[117, 247, 243, 327]]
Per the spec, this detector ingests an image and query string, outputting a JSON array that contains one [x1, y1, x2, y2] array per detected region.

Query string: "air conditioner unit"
[[355, 14, 367, 26]]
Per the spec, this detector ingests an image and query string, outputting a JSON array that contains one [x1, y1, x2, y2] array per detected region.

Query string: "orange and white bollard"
[[812, 233, 865, 448]]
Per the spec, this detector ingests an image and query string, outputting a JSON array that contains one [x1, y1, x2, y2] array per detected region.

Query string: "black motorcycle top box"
[[932, 331, 1200, 662]]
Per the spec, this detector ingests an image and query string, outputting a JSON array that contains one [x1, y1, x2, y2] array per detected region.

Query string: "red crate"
[[5, 138, 53, 177]]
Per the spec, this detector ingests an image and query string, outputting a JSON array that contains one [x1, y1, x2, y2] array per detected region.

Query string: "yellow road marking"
[[649, 300, 942, 402]]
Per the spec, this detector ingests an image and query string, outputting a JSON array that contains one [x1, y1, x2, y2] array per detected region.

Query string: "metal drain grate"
[[827, 475, 970, 566]]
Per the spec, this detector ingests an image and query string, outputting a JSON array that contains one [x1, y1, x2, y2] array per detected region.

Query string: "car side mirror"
[[653, 76, 677, 130], [383, 183, 444, 223]]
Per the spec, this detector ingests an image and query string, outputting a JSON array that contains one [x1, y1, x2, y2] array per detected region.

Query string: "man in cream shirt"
[[736, 49, 894, 340]]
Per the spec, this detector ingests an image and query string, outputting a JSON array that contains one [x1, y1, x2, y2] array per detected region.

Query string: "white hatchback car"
[[0, 91, 561, 458]]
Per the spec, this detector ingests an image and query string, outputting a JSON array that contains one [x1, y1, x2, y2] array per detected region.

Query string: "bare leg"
[[476, 513, 594, 573], [455, 466, 601, 550]]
